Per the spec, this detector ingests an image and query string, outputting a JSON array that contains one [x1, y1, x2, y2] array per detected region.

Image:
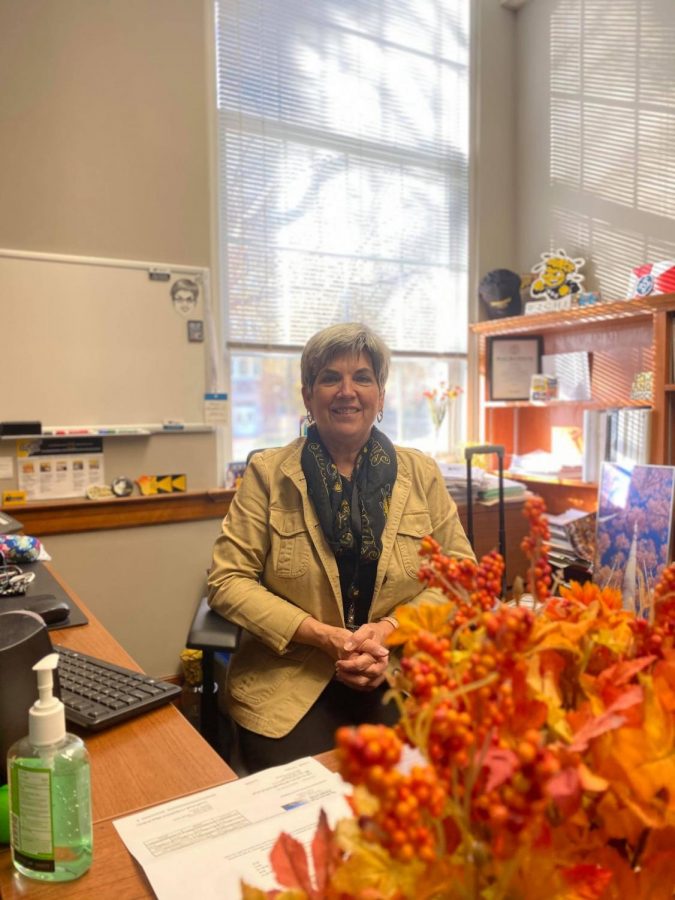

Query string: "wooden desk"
[[0, 566, 237, 899]]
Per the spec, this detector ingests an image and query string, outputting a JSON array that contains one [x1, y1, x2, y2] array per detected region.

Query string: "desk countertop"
[[0, 563, 236, 899]]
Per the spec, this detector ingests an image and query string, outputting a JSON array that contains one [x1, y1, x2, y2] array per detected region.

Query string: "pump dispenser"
[[29, 653, 66, 745], [7, 653, 92, 881]]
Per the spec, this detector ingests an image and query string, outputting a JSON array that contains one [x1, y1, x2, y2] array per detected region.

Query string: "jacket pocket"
[[228, 641, 313, 700], [396, 510, 433, 577], [269, 507, 311, 578]]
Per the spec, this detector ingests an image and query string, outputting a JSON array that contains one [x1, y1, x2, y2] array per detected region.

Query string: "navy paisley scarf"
[[301, 424, 397, 628]]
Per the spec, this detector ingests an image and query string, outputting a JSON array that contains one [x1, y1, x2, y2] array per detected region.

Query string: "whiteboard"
[[1, 250, 214, 427]]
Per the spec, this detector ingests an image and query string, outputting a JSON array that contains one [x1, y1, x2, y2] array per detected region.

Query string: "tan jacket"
[[207, 439, 474, 737]]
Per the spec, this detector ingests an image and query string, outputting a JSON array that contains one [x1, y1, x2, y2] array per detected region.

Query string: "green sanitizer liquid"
[[7, 652, 93, 882], [9, 740, 93, 881]]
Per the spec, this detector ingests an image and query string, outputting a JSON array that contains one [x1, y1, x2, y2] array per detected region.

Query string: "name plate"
[[524, 296, 574, 315]]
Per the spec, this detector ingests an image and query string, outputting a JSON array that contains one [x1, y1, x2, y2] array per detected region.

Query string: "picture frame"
[[187, 319, 204, 343], [487, 335, 543, 401], [595, 462, 675, 619]]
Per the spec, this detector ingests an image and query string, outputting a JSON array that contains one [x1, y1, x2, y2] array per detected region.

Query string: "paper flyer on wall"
[[16, 437, 105, 500]]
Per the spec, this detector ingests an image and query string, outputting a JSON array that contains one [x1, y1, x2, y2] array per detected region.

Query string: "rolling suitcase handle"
[[464, 444, 506, 592]]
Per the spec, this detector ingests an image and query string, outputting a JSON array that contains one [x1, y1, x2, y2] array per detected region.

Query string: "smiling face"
[[302, 351, 384, 456], [173, 289, 197, 315]]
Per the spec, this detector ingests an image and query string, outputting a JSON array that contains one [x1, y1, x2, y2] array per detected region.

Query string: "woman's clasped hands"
[[333, 621, 395, 691]]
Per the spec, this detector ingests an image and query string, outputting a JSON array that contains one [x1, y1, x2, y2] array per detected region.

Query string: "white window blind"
[[214, 0, 471, 458]]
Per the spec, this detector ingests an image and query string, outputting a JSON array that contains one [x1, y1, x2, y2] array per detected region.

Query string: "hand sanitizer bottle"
[[7, 653, 92, 881]]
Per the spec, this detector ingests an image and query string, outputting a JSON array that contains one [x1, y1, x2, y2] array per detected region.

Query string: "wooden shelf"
[[506, 472, 595, 489], [5, 489, 235, 536], [1, 425, 213, 440], [502, 473, 598, 513], [484, 398, 653, 410], [475, 292, 675, 508], [471, 293, 675, 337]]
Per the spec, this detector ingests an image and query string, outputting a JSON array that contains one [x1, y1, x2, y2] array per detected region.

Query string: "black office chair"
[[185, 447, 274, 756], [185, 596, 240, 751]]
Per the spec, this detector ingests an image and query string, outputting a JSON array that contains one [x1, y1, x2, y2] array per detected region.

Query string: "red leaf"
[[483, 746, 519, 793], [568, 684, 643, 752], [546, 766, 582, 817], [561, 863, 613, 899], [311, 809, 340, 895], [597, 655, 656, 689], [269, 831, 313, 894]]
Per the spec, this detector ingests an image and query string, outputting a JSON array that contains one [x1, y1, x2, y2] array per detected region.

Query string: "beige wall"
[[515, 0, 675, 298], [0, 0, 216, 678], [46, 519, 221, 676], [0, 0, 210, 264], [472, 0, 518, 285]]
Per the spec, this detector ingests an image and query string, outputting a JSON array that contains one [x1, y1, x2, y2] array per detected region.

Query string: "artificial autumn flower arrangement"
[[243, 497, 675, 900]]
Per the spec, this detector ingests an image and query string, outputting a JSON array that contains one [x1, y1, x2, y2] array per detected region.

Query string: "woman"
[[208, 323, 475, 772]]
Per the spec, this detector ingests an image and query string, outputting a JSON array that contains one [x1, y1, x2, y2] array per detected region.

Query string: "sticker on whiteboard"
[[170, 278, 200, 318], [204, 392, 228, 425]]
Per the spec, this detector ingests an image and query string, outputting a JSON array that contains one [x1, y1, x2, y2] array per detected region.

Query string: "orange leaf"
[[653, 656, 675, 712], [577, 762, 608, 793], [241, 884, 276, 899], [592, 844, 675, 900], [386, 601, 455, 647], [532, 617, 595, 656], [588, 679, 675, 828], [269, 832, 313, 895], [634, 851, 675, 899]]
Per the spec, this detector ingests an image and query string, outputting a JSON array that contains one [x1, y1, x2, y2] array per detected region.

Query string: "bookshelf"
[[471, 293, 675, 512]]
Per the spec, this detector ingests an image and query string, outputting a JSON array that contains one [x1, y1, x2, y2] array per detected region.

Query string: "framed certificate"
[[487, 335, 543, 401]]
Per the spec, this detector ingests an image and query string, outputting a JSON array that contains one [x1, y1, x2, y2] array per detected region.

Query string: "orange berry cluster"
[[399, 631, 453, 701], [472, 730, 560, 858], [424, 608, 534, 778], [475, 550, 505, 604], [336, 725, 446, 863], [335, 723, 402, 784], [520, 496, 552, 601], [419, 538, 479, 593], [419, 535, 505, 629], [481, 605, 535, 654]]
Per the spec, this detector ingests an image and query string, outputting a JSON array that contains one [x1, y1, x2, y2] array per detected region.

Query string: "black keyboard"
[[53, 644, 182, 731]]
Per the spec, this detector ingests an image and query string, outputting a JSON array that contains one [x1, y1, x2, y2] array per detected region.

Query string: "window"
[[214, 0, 471, 461]]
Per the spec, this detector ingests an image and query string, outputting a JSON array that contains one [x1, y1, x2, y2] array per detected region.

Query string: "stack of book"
[[437, 463, 482, 506], [476, 473, 528, 506], [547, 508, 595, 582], [436, 464, 527, 507], [582, 407, 652, 483]]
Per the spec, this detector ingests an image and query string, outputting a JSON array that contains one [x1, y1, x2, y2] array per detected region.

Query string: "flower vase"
[[430, 423, 444, 460], [447, 399, 459, 462]]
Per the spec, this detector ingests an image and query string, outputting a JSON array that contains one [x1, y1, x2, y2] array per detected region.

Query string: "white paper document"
[[113, 756, 352, 899]]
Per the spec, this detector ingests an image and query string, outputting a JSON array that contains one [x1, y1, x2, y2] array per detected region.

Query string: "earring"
[[306, 410, 314, 424], [377, 410, 384, 423]]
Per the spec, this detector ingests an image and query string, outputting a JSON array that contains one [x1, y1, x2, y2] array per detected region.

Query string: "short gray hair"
[[301, 323, 390, 391]]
